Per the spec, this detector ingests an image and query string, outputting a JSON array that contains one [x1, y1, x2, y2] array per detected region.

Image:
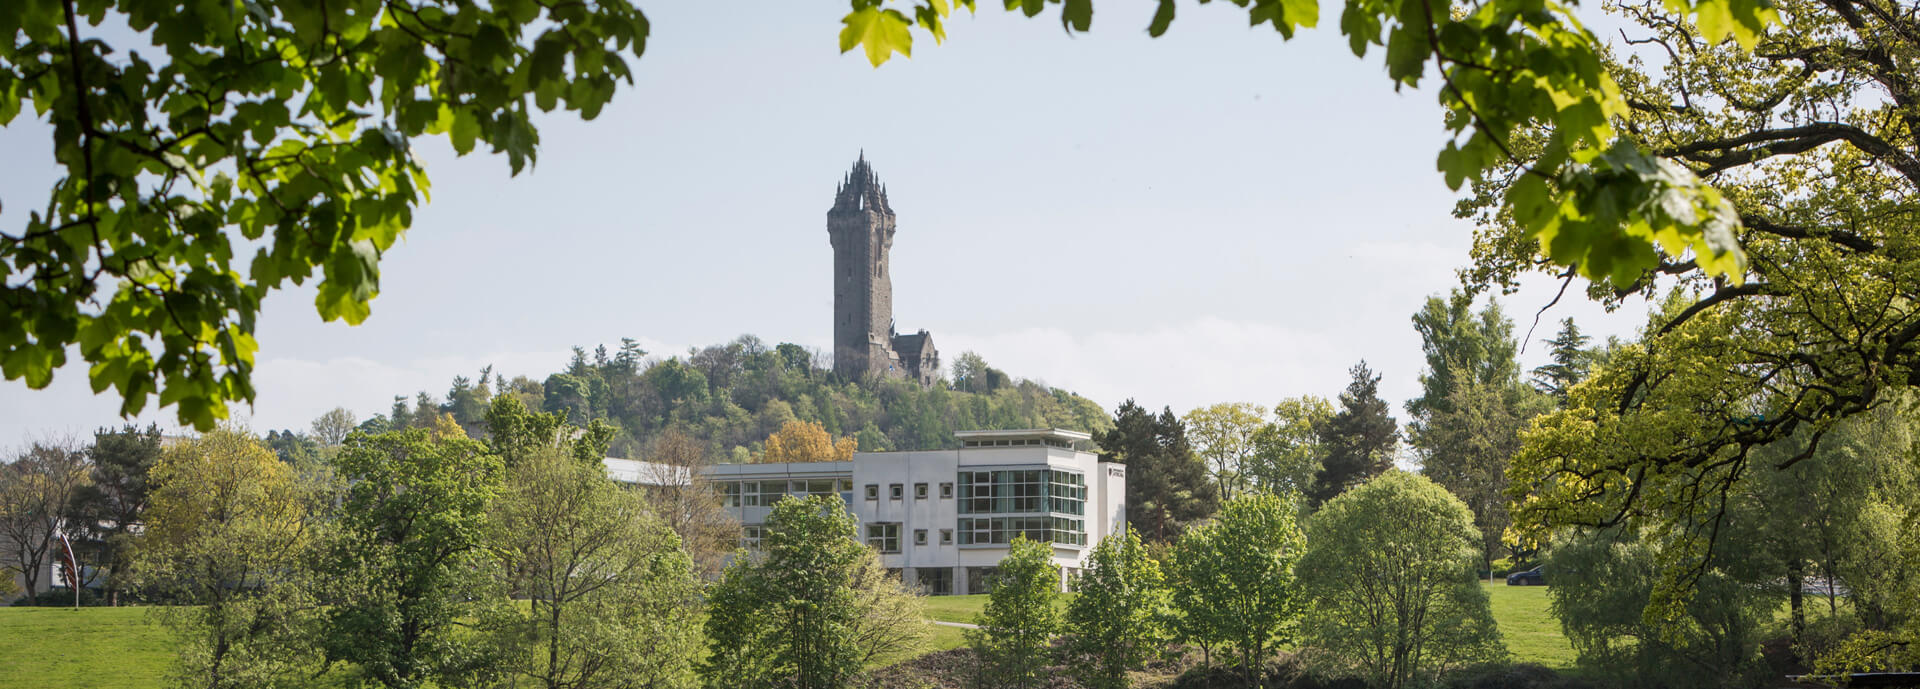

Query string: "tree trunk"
[[1788, 559, 1806, 657]]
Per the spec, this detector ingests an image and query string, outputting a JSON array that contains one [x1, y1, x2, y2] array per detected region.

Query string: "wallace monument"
[[828, 154, 940, 387]]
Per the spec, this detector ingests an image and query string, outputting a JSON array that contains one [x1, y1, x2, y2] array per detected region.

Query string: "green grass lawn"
[[918, 582, 1578, 671], [1481, 581, 1577, 670], [0, 605, 173, 688], [0, 582, 1575, 687]]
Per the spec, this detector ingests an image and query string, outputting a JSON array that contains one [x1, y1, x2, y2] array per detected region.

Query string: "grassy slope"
[[0, 583, 1574, 687], [0, 605, 173, 688]]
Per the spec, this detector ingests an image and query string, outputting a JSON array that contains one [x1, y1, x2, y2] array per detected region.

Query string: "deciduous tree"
[[702, 494, 919, 689], [968, 536, 1062, 689], [1461, 0, 1920, 629], [0, 437, 89, 602], [1299, 472, 1503, 689], [1420, 379, 1549, 573], [309, 408, 357, 447], [637, 429, 737, 578], [1065, 528, 1168, 689], [133, 428, 323, 689], [483, 448, 701, 689], [1183, 402, 1267, 502], [1247, 396, 1332, 497], [320, 428, 503, 689], [762, 419, 857, 464], [1165, 492, 1307, 689], [2, 0, 651, 429]]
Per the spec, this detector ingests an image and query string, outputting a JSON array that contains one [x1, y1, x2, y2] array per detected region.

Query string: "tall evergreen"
[[1308, 362, 1399, 507], [70, 424, 165, 604], [1530, 317, 1593, 400], [1097, 400, 1218, 543]]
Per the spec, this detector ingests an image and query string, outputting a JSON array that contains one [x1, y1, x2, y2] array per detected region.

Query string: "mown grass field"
[[0, 605, 173, 688], [0, 582, 1573, 687], [924, 582, 1577, 670]]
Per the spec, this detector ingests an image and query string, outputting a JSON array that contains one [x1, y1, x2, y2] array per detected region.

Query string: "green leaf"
[[1149, 0, 1176, 37], [450, 109, 480, 155], [1063, 0, 1092, 32], [839, 7, 914, 67]]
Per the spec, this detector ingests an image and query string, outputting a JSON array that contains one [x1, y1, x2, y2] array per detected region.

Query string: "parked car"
[[1506, 567, 1546, 586]]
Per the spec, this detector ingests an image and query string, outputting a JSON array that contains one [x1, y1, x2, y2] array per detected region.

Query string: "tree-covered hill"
[[367, 335, 1113, 460]]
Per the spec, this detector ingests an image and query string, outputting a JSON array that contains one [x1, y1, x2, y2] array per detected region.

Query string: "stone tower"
[[827, 154, 939, 385]]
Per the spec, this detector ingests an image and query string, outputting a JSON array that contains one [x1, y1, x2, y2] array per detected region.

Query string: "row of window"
[[717, 470, 1089, 516], [957, 470, 1087, 516], [751, 517, 1087, 552], [957, 516, 1086, 546], [962, 438, 1073, 449], [863, 481, 955, 501], [863, 522, 956, 553], [718, 479, 853, 507]]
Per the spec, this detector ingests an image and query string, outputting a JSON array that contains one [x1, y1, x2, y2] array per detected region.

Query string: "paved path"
[[930, 620, 979, 629]]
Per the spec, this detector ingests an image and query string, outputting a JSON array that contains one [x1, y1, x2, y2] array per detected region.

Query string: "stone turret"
[[826, 153, 937, 385]]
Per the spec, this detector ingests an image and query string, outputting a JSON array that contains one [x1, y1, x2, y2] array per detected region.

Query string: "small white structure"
[[608, 428, 1125, 594]]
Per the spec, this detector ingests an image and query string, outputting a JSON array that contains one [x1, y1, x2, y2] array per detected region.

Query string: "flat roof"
[[952, 428, 1092, 442], [704, 461, 854, 478]]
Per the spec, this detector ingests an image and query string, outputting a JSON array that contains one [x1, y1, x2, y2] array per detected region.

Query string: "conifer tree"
[[1530, 318, 1593, 401], [1098, 400, 1217, 543], [1308, 363, 1399, 507]]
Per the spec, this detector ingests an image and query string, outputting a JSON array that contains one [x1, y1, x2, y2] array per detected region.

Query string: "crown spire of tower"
[[833, 151, 890, 213]]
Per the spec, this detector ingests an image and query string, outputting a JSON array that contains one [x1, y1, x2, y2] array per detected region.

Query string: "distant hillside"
[[374, 335, 1114, 460]]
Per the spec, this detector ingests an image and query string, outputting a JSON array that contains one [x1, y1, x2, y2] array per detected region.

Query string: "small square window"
[[939, 529, 953, 545], [939, 482, 953, 499], [865, 484, 879, 501], [914, 529, 928, 546], [890, 484, 903, 500], [914, 483, 928, 500]]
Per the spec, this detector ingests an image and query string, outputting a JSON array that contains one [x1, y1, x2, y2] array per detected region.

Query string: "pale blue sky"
[[0, 3, 1649, 446]]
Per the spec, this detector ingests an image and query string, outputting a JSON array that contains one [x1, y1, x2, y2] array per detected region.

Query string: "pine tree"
[[1308, 362, 1399, 507], [1530, 318, 1593, 400], [1097, 400, 1218, 543]]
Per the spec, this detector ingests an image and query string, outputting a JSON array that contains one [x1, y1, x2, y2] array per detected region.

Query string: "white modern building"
[[606, 428, 1125, 595]]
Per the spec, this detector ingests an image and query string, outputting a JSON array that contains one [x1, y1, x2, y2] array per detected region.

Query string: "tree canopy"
[[1, 0, 649, 429]]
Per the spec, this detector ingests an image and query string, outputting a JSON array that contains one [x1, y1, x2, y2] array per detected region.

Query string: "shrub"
[[1297, 471, 1504, 689]]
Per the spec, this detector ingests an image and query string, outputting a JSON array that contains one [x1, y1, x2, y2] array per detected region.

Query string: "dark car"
[[1506, 567, 1546, 586]]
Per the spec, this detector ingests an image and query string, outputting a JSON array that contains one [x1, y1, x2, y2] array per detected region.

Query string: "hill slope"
[[371, 336, 1113, 460]]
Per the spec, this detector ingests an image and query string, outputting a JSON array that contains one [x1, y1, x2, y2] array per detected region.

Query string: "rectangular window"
[[914, 483, 928, 500], [786, 478, 840, 497], [865, 484, 879, 501], [839, 478, 854, 492], [939, 529, 953, 545], [890, 484, 904, 500], [917, 568, 952, 596], [914, 529, 927, 546], [719, 482, 741, 507], [741, 525, 766, 550], [866, 523, 901, 553], [956, 469, 1083, 515], [956, 517, 1084, 546], [939, 482, 953, 499]]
